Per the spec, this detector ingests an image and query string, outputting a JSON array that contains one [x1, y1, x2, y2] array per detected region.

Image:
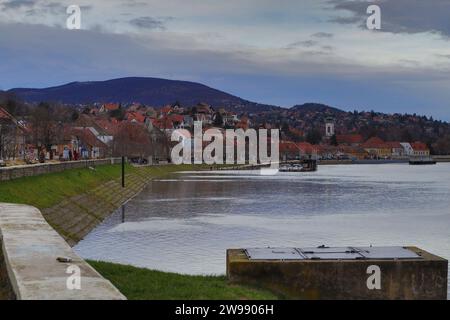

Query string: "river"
[[75, 163, 450, 296]]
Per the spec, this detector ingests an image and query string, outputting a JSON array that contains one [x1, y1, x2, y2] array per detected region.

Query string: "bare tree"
[[113, 122, 153, 160]]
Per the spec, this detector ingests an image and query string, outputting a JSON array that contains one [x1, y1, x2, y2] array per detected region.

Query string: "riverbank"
[[319, 157, 450, 165], [88, 260, 279, 300], [0, 163, 208, 245]]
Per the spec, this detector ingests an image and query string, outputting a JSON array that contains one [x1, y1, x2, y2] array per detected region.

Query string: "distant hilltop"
[[7, 77, 278, 113]]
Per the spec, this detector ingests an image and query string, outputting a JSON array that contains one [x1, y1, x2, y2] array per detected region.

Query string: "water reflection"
[[75, 163, 450, 297]]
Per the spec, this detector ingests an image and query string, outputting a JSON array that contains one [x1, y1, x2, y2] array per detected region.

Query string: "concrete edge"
[[0, 203, 126, 300]]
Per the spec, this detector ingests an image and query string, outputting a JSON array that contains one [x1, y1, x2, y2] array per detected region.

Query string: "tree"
[[113, 122, 153, 160], [213, 112, 223, 127], [306, 129, 322, 145], [29, 102, 62, 161], [330, 134, 338, 146], [0, 92, 28, 117], [109, 108, 125, 121]]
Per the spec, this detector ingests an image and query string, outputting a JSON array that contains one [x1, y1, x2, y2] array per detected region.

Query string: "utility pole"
[[0, 124, 3, 161], [121, 156, 126, 223], [121, 156, 125, 188]]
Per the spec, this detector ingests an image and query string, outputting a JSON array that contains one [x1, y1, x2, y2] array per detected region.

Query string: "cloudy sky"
[[1, 0, 450, 120]]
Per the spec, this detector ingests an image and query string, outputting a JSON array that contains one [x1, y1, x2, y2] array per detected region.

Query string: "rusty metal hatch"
[[244, 246, 422, 261]]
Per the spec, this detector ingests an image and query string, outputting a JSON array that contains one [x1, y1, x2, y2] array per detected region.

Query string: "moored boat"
[[279, 159, 318, 172], [409, 157, 436, 165]]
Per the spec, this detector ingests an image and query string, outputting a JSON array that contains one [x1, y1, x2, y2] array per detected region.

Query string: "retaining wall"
[[0, 203, 126, 300], [0, 158, 122, 181], [227, 248, 448, 300]]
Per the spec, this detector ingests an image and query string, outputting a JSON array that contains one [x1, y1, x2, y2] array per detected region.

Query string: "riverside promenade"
[[0, 203, 125, 300]]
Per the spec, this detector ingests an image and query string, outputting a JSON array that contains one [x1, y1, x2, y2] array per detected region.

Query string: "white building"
[[325, 118, 335, 137], [400, 142, 414, 156]]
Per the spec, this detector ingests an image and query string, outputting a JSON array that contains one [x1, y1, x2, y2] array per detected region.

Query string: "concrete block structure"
[[227, 246, 448, 300], [0, 203, 125, 300]]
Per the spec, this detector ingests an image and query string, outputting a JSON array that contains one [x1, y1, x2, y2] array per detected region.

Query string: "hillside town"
[[0, 99, 437, 167]]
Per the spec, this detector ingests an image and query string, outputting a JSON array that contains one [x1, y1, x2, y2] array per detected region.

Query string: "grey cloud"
[[436, 54, 450, 59], [311, 32, 334, 39], [327, 0, 450, 37], [1, 22, 450, 120], [286, 40, 318, 49], [129, 16, 172, 30], [1, 0, 36, 9]]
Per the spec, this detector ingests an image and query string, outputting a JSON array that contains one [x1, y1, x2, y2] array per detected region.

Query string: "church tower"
[[325, 117, 335, 137]]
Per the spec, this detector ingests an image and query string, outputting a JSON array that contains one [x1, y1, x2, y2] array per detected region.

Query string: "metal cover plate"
[[244, 246, 423, 261], [300, 247, 356, 254], [356, 246, 422, 260], [302, 252, 364, 260], [245, 248, 305, 260]]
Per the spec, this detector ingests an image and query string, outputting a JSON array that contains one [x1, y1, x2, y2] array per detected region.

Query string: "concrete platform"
[[0, 203, 126, 300], [227, 246, 448, 300]]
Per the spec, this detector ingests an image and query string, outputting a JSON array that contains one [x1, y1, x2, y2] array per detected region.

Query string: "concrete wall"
[[0, 203, 126, 300], [0, 158, 122, 182], [227, 248, 448, 300]]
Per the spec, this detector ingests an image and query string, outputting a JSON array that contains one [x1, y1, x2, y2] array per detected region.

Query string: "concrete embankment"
[[42, 166, 158, 246], [0, 203, 125, 300], [0, 158, 121, 182]]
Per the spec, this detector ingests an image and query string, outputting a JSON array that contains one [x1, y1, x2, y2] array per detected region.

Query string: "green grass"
[[88, 260, 279, 300], [0, 163, 212, 209], [0, 164, 135, 209]]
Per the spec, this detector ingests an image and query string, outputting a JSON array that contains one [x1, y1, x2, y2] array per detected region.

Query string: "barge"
[[279, 159, 317, 172], [409, 157, 436, 165]]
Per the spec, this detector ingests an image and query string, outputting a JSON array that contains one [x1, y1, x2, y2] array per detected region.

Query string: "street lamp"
[[0, 124, 3, 161]]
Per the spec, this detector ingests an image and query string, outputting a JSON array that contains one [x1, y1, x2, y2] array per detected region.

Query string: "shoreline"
[[320, 158, 450, 165]]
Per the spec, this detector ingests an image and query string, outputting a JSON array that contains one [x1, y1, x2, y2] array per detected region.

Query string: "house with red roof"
[[338, 145, 368, 160], [280, 141, 318, 160], [99, 103, 120, 113], [411, 141, 430, 157], [385, 141, 404, 157], [160, 105, 173, 115], [336, 134, 364, 146], [151, 117, 174, 134], [169, 114, 186, 129], [71, 128, 110, 159], [361, 137, 391, 158], [125, 111, 146, 123]]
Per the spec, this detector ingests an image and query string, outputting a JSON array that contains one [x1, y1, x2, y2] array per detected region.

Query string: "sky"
[[0, 0, 450, 120]]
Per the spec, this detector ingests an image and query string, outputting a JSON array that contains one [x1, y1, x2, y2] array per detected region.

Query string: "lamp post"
[[0, 124, 3, 161], [121, 156, 126, 223], [121, 156, 125, 188]]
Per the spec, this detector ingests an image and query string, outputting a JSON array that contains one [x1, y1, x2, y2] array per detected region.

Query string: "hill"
[[290, 103, 346, 115], [8, 77, 278, 113]]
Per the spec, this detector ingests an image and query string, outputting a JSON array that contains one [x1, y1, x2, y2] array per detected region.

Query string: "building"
[[338, 145, 368, 160], [411, 142, 430, 157], [361, 137, 391, 158], [99, 103, 120, 113], [386, 141, 404, 158], [325, 117, 335, 137], [336, 134, 364, 146], [72, 128, 110, 159], [400, 142, 414, 156], [280, 141, 317, 161]]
